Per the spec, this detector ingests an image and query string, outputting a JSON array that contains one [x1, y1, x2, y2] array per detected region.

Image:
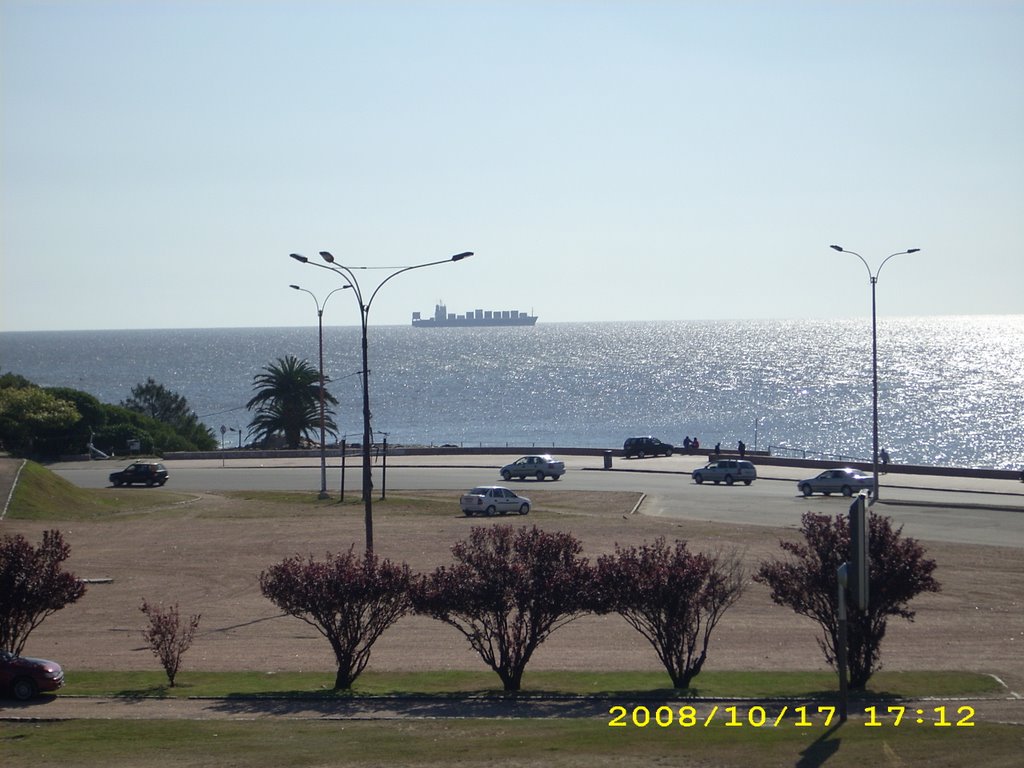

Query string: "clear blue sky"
[[2, 0, 1022, 331]]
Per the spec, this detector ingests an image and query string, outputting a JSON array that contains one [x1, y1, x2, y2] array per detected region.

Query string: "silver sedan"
[[460, 486, 532, 516], [798, 468, 873, 497]]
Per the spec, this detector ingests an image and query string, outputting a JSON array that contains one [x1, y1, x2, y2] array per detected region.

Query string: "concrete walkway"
[[3, 692, 1022, 725], [0, 457, 26, 521]]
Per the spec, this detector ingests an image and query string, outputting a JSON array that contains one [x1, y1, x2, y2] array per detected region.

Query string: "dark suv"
[[109, 461, 169, 487], [622, 436, 674, 458]]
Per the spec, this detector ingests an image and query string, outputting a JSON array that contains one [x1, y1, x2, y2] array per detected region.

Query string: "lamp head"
[[319, 251, 335, 264], [289, 284, 301, 290], [289, 253, 309, 263], [829, 245, 844, 252], [907, 248, 921, 253], [451, 251, 473, 261]]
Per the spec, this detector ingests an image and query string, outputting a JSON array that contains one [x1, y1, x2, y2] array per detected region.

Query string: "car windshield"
[[468, 488, 489, 495]]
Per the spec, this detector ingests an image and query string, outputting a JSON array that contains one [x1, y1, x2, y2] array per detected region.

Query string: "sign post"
[[838, 493, 870, 721], [850, 493, 869, 611]]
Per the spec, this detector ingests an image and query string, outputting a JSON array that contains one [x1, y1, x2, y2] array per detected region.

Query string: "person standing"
[[738, 440, 746, 458], [880, 448, 890, 473]]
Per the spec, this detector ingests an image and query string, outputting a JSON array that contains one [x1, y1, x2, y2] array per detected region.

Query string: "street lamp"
[[290, 249, 473, 552], [830, 244, 920, 501], [289, 283, 349, 499]]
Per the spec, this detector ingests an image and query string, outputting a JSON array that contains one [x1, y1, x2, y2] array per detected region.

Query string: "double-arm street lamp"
[[290, 249, 473, 552], [289, 284, 349, 499], [830, 244, 920, 501]]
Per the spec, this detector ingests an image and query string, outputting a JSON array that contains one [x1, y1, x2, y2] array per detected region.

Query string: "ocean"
[[1, 316, 1022, 470]]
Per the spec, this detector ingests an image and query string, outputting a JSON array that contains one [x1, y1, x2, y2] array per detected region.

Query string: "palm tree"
[[246, 355, 338, 449]]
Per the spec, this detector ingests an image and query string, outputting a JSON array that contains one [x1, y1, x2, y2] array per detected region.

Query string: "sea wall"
[[146, 446, 1022, 482]]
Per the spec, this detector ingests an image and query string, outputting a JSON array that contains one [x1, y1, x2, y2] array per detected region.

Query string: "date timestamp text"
[[608, 704, 976, 729]]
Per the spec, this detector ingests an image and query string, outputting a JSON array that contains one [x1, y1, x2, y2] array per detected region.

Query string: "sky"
[[1, 0, 1022, 332]]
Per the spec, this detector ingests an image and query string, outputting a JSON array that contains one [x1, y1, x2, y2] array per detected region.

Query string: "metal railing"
[[768, 445, 871, 464]]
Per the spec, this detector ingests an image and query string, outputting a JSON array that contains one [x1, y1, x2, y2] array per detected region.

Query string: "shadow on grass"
[[796, 722, 844, 768], [208, 693, 626, 719]]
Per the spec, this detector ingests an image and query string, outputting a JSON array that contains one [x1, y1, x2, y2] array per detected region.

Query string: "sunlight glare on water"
[[1, 316, 1021, 469]]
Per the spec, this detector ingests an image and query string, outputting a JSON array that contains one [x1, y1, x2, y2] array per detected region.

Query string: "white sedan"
[[460, 486, 531, 517], [798, 468, 874, 497]]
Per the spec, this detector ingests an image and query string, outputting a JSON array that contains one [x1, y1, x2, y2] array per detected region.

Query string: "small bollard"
[[603, 450, 613, 470]]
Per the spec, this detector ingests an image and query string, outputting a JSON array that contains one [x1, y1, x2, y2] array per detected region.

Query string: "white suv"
[[692, 460, 757, 486]]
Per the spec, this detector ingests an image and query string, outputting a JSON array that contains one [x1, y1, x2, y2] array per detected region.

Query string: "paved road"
[[50, 454, 1024, 548]]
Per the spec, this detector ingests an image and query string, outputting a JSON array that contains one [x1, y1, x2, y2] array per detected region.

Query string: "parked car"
[[797, 468, 874, 497], [109, 461, 169, 487], [692, 459, 757, 486], [0, 650, 65, 701], [622, 436, 674, 458], [500, 455, 566, 481], [460, 486, 531, 517]]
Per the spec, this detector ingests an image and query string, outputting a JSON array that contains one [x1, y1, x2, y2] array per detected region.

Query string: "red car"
[[0, 650, 65, 701]]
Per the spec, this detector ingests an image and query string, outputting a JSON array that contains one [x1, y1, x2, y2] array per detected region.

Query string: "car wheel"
[[693, 473, 703, 484], [485, 505, 497, 517], [552, 474, 560, 481], [725, 475, 735, 486], [665, 449, 673, 457], [744, 480, 752, 486], [841, 485, 853, 497], [800, 484, 813, 497], [535, 471, 545, 481], [518, 504, 530, 515], [501, 470, 512, 481], [823, 491, 832, 496], [638, 450, 646, 459], [463, 509, 474, 517], [147, 479, 156, 487], [12, 677, 37, 702], [112, 479, 122, 487]]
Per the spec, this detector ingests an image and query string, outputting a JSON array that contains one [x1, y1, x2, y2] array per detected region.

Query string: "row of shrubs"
[[4, 515, 938, 694]]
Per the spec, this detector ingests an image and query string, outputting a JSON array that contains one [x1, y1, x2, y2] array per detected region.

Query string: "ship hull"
[[412, 316, 538, 327]]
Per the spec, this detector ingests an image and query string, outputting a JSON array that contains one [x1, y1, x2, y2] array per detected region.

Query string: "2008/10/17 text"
[[607, 704, 976, 728]]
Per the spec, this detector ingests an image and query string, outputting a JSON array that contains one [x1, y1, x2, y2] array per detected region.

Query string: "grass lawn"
[[2, 669, 1012, 767], [3, 718, 1022, 768], [60, 668, 1003, 699], [3, 462, 1020, 766]]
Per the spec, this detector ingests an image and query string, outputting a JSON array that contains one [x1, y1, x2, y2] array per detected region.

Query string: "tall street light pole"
[[289, 284, 349, 499], [830, 245, 920, 502], [290, 250, 473, 552]]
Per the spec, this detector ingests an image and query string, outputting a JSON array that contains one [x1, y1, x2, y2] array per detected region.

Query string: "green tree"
[[122, 379, 215, 449], [42, 387, 107, 456], [0, 387, 80, 456], [0, 372, 35, 390], [246, 355, 338, 449]]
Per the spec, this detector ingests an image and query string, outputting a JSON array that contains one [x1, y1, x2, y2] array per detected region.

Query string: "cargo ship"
[[412, 303, 538, 327]]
